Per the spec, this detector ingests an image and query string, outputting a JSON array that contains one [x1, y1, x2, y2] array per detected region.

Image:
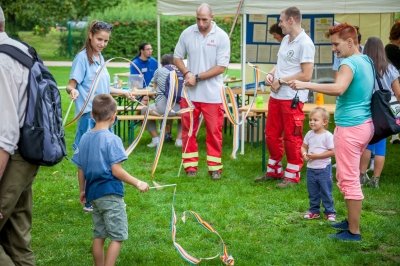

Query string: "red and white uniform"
[[266, 30, 315, 182], [174, 22, 230, 173]]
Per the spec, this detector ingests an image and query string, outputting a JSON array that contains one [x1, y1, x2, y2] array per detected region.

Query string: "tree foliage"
[[1, 0, 120, 35]]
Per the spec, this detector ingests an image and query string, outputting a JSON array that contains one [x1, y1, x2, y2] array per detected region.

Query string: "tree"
[[1, 0, 120, 35]]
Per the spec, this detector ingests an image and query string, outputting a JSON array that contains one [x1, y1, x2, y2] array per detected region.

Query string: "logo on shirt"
[[285, 50, 295, 62], [141, 68, 148, 73], [207, 39, 217, 47]]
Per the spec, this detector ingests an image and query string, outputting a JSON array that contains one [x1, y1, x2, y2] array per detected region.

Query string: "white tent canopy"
[[158, 0, 400, 15]]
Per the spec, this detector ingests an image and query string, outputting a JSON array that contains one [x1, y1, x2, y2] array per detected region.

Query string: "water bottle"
[[113, 74, 119, 89]]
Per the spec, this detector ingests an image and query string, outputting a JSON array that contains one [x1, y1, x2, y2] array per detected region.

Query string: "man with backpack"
[[0, 6, 40, 265]]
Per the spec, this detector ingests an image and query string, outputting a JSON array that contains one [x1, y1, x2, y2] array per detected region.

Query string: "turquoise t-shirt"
[[335, 54, 373, 127]]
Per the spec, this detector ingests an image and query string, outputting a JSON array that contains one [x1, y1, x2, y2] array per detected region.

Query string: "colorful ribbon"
[[168, 185, 234, 265], [151, 72, 195, 178], [220, 66, 260, 158]]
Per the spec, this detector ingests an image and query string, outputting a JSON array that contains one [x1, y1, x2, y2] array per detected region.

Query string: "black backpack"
[[163, 64, 184, 103], [0, 43, 66, 166]]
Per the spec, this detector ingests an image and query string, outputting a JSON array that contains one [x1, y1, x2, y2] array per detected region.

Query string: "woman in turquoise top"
[[289, 23, 374, 241], [66, 21, 133, 211]]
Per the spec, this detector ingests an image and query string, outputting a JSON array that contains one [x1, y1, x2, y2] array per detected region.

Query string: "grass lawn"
[[30, 68, 400, 265], [19, 31, 69, 61]]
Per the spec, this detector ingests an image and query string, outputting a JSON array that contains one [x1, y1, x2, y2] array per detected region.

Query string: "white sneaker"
[[83, 205, 93, 212], [147, 137, 160, 148], [175, 139, 182, 147]]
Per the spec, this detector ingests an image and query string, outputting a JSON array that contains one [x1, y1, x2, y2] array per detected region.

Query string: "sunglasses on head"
[[93, 21, 112, 31]]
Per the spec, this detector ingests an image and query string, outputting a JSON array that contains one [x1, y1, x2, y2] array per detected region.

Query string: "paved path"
[[45, 61, 241, 69]]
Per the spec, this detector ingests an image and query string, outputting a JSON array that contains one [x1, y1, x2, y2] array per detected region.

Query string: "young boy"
[[72, 94, 149, 265], [301, 107, 336, 221]]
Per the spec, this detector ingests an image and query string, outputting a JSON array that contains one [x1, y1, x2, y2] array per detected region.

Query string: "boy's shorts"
[[91, 195, 128, 241]]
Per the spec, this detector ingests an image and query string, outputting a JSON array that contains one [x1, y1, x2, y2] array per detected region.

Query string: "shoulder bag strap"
[[367, 56, 384, 92]]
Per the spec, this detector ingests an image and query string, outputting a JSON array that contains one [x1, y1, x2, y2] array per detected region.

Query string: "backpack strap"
[[0, 44, 34, 69]]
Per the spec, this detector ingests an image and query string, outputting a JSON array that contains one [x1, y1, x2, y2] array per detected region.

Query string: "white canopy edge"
[[158, 0, 400, 16]]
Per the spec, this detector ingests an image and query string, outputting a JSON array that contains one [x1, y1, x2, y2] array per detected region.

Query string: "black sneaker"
[[329, 230, 361, 241], [332, 219, 349, 230]]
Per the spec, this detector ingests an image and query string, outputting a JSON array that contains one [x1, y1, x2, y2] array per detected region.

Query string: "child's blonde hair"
[[309, 107, 330, 129]]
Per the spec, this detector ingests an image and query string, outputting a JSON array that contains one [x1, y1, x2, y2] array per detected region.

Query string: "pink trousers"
[[334, 120, 373, 200]]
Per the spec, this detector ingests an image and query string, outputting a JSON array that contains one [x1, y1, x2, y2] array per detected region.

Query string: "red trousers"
[[180, 98, 224, 172], [265, 97, 305, 182]]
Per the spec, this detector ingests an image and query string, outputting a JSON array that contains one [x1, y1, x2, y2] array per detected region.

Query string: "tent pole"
[[157, 14, 161, 66], [240, 13, 247, 155]]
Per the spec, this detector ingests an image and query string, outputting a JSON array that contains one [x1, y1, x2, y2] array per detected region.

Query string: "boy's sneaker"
[[329, 230, 361, 241], [303, 212, 320, 219], [147, 137, 160, 148], [175, 139, 182, 147], [359, 172, 370, 185], [325, 213, 336, 222], [331, 219, 349, 230], [83, 205, 93, 212]]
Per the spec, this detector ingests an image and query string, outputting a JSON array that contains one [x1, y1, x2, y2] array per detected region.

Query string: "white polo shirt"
[[174, 22, 230, 103], [273, 30, 315, 102]]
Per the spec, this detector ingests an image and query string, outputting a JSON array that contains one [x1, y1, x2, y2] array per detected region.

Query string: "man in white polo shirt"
[[255, 6, 315, 188], [174, 3, 230, 180]]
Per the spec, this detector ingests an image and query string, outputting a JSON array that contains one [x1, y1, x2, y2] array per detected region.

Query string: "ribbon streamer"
[[151, 71, 178, 178], [61, 56, 150, 156], [64, 57, 144, 127], [62, 99, 75, 127], [149, 69, 195, 178], [220, 66, 260, 158], [167, 185, 234, 265]]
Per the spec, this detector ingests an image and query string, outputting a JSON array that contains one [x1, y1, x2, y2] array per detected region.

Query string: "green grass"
[[30, 68, 400, 265], [19, 31, 69, 61]]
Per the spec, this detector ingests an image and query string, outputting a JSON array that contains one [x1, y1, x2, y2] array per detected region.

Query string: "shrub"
[[58, 2, 241, 62]]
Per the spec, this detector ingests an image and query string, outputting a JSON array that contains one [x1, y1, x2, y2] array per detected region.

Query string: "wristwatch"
[[195, 74, 200, 83]]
